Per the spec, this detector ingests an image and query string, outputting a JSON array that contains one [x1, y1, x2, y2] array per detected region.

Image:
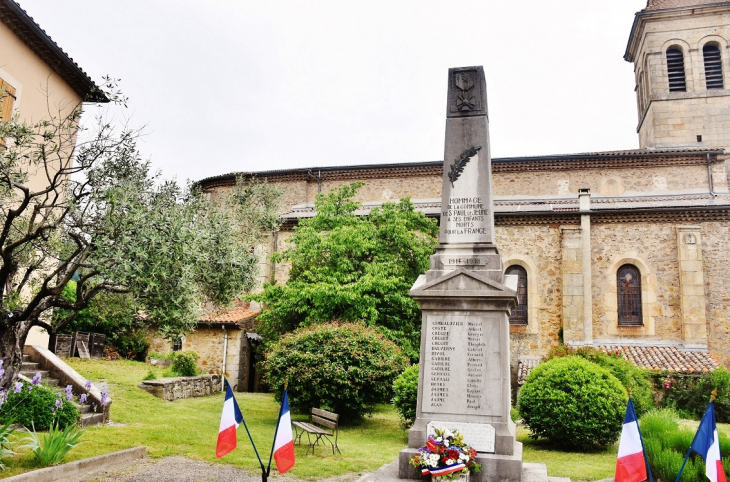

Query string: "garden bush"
[[264, 322, 410, 421], [546, 345, 654, 415], [0, 382, 79, 430], [517, 356, 625, 449], [662, 367, 730, 422], [392, 364, 419, 428], [640, 408, 728, 481], [169, 351, 200, 376]]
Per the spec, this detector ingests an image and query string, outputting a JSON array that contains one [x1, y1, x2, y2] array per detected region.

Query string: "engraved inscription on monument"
[[427, 421, 495, 453], [441, 191, 490, 241], [422, 313, 501, 416]]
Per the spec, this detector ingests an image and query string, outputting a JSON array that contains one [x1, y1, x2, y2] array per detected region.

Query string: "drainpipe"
[[307, 169, 322, 193], [221, 326, 228, 392], [270, 231, 278, 282], [707, 153, 716, 196]]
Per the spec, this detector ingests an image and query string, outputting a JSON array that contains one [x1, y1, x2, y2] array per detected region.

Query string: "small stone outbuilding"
[[147, 301, 264, 392]]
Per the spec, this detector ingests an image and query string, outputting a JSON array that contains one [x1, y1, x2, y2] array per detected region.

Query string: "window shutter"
[[1, 79, 16, 123], [666, 48, 686, 92], [703, 44, 724, 90]]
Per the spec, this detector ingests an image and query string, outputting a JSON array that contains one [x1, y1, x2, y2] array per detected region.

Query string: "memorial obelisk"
[[398, 66, 523, 482]]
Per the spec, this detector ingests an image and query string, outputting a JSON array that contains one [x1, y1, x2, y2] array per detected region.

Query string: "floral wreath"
[[410, 427, 481, 480]]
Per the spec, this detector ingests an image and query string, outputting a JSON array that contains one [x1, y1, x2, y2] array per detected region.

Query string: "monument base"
[[398, 442, 523, 482], [407, 417, 517, 455]]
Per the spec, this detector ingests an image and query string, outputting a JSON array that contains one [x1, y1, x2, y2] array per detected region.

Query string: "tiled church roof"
[[645, 0, 729, 10], [517, 346, 721, 385]]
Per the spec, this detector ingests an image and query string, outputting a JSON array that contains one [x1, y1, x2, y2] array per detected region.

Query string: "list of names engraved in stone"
[[423, 314, 490, 415], [466, 319, 485, 411]]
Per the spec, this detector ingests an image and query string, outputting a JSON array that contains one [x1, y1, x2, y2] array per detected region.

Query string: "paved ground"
[[55, 456, 363, 482]]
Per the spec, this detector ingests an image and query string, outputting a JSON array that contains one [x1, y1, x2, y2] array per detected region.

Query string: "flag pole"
[[267, 381, 287, 477], [629, 393, 654, 482], [675, 388, 718, 482], [239, 402, 266, 476]]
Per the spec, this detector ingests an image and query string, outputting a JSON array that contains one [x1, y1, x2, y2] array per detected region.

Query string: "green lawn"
[[0, 359, 408, 480], [4, 358, 723, 481]]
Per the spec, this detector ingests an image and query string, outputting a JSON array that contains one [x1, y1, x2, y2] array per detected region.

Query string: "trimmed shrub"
[[662, 368, 730, 422], [393, 364, 419, 428], [641, 408, 715, 482], [0, 382, 79, 430], [546, 345, 654, 415], [517, 356, 625, 449], [170, 351, 200, 376], [264, 322, 410, 421]]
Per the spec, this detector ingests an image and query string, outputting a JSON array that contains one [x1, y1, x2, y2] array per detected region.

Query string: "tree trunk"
[[0, 316, 33, 388]]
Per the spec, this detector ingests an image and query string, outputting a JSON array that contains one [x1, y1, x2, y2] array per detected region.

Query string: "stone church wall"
[[496, 225, 563, 368], [590, 222, 682, 341], [703, 221, 730, 364]]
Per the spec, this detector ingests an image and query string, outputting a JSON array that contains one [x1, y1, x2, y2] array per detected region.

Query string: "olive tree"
[[0, 86, 281, 386]]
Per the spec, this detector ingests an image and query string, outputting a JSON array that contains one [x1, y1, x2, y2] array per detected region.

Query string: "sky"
[[22, 0, 648, 184]]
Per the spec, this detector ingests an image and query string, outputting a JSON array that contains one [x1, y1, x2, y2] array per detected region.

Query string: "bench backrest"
[[311, 408, 339, 431]]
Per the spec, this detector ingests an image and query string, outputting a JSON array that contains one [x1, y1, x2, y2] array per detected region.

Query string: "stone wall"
[[145, 320, 257, 392], [591, 222, 680, 341], [496, 225, 563, 368], [703, 221, 730, 364], [138, 374, 221, 401], [494, 164, 716, 197], [206, 160, 721, 209]]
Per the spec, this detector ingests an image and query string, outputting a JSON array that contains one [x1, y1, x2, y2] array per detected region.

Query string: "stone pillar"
[[560, 226, 584, 345], [399, 66, 521, 482], [676, 226, 708, 349], [579, 190, 593, 345]]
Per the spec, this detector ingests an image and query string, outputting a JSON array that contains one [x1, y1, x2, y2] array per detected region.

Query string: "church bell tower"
[[625, 0, 730, 165]]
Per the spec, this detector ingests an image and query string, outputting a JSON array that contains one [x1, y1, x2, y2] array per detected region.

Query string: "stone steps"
[[355, 460, 567, 482], [21, 350, 105, 426]]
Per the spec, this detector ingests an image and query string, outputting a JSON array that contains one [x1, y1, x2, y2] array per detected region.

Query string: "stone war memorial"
[[398, 66, 522, 482]]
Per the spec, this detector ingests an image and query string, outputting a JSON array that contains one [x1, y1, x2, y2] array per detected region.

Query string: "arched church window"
[[506, 265, 528, 325], [703, 44, 724, 89], [666, 47, 686, 92], [617, 265, 642, 326]]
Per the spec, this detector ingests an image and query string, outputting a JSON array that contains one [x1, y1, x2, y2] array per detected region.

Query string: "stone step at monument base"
[[355, 459, 566, 482]]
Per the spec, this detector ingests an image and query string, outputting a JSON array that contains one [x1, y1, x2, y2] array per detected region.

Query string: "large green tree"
[[251, 182, 438, 360], [0, 85, 281, 386]]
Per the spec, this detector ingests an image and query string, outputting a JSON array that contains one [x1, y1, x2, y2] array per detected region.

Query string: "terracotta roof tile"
[[645, 0, 728, 10], [517, 357, 541, 385], [199, 300, 259, 324], [598, 345, 720, 373], [516, 346, 720, 385]]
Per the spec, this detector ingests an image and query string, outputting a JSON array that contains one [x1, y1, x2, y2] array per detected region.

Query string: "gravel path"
[[56, 455, 364, 482]]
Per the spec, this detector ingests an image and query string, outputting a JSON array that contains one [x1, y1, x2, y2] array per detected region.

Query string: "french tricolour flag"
[[216, 379, 243, 458], [690, 402, 727, 482], [429, 463, 466, 478], [615, 398, 649, 482], [272, 389, 295, 474]]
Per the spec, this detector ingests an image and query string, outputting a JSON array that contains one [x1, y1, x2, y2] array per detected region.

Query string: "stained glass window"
[[506, 265, 528, 325], [618, 265, 642, 326]]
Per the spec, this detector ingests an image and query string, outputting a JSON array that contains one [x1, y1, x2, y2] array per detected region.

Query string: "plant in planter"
[[410, 427, 481, 481]]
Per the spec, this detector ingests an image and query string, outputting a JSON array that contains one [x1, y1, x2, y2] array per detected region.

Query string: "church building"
[[195, 0, 730, 388]]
